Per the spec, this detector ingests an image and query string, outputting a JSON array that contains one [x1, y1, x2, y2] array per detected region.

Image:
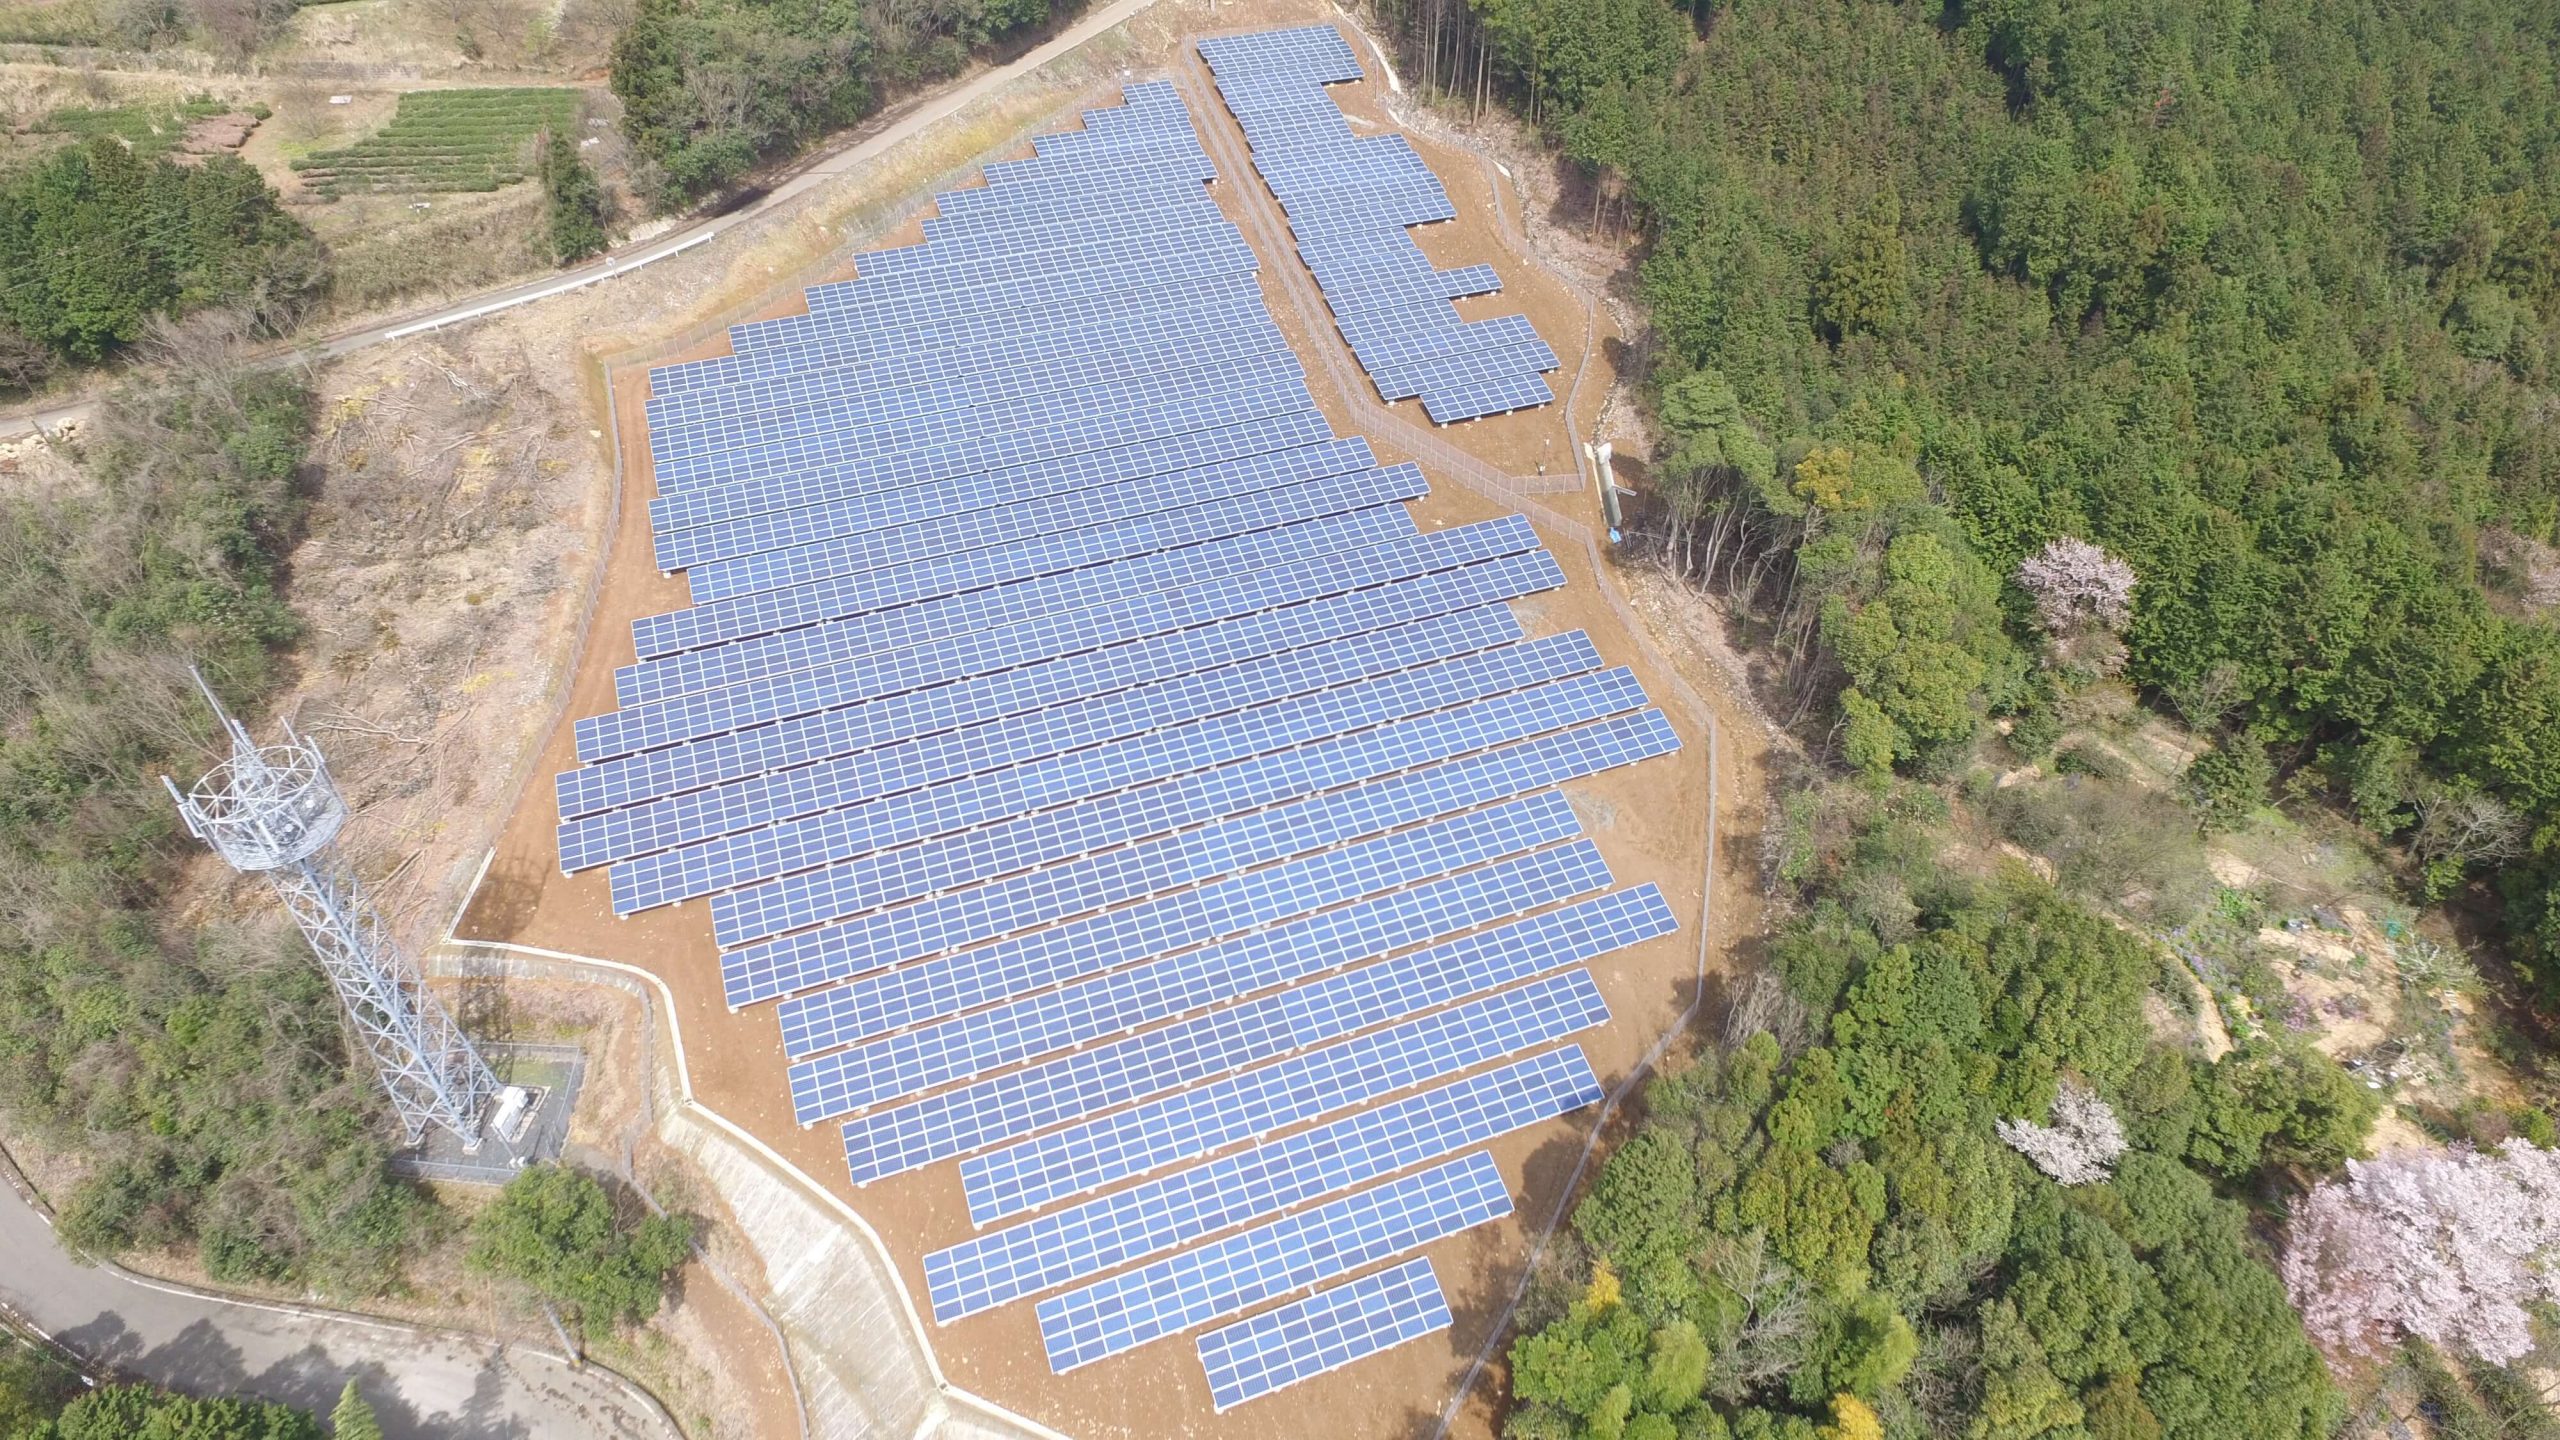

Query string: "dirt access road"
[[0, 0, 1174, 445]]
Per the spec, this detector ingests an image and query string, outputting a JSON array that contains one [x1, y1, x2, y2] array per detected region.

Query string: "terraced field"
[[39, 98, 236, 156], [291, 87, 582, 197]]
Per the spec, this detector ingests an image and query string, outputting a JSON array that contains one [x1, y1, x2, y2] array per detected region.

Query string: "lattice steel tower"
[[164, 672, 500, 1152]]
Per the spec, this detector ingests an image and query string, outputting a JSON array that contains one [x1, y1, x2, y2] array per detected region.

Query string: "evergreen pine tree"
[[331, 1380, 385, 1440]]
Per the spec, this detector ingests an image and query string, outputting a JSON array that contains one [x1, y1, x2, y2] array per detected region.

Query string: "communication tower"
[[163, 672, 503, 1152]]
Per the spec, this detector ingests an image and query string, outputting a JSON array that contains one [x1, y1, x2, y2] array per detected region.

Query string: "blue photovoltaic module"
[[547, 70, 1679, 1400], [1197, 1258, 1453, 1409], [1198, 26, 1559, 423]]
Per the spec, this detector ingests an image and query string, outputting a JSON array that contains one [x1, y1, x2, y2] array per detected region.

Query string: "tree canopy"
[[466, 1164, 693, 1327], [1383, 0, 2560, 997], [13, 1384, 322, 1440], [1501, 799, 2355, 1437], [609, 0, 1058, 204], [0, 139, 323, 368]]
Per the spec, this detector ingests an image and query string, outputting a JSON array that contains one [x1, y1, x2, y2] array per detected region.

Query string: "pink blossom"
[[2281, 1140, 2560, 1366], [1997, 1078, 2127, 1186], [2016, 537, 2136, 636]]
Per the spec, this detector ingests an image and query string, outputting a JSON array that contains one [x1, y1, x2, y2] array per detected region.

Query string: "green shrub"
[[2182, 741, 2273, 834], [539, 129, 610, 264], [467, 1165, 692, 1327], [36, 98, 230, 157]]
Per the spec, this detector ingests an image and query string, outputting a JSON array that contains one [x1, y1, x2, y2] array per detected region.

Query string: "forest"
[[1443, 0, 2560, 988], [1503, 791, 2370, 1439], [609, 0, 1059, 202], [1352, 0, 2560, 1433], [0, 139, 325, 375]]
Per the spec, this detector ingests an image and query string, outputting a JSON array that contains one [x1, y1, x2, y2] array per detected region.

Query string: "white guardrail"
[[384, 229, 721, 341]]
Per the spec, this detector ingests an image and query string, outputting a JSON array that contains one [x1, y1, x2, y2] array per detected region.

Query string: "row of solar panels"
[[560, 75, 1677, 1408], [1199, 26, 1559, 425]]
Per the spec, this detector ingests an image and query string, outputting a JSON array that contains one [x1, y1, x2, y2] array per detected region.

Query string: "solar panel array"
[[1198, 26, 1558, 425], [1198, 1257, 1452, 1409], [554, 77, 1680, 1409]]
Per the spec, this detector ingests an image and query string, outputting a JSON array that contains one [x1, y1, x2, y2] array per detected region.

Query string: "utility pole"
[[164, 672, 503, 1152]]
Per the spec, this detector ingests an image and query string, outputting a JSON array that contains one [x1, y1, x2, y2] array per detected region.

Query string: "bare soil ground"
[[447, 8, 1771, 1438]]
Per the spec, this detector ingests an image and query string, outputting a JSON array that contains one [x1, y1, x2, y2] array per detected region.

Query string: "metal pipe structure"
[[164, 672, 499, 1152]]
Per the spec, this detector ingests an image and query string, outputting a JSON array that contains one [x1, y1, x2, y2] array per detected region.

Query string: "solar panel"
[[629, 463, 1424, 668], [654, 344, 1302, 495], [924, 1047, 1598, 1320], [833, 884, 1675, 1181], [555, 575, 1534, 823], [786, 839, 1611, 1123], [1035, 1151, 1508, 1372], [718, 707, 1675, 1006], [581, 504, 1494, 762], [562, 606, 1521, 876], [705, 675, 1655, 945], [545, 77, 1693, 1398], [575, 539, 1563, 779], [1196, 1258, 1452, 1409], [663, 649, 1631, 926], [653, 409, 1335, 572], [647, 380, 1323, 540], [645, 276, 1269, 440], [678, 433, 1370, 602], [774, 798, 1582, 1060], [1200, 28, 1557, 423], [963, 969, 1610, 1224]]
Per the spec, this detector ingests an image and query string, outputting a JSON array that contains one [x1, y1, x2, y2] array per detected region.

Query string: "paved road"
[[0, 0, 1168, 444], [0, 1176, 678, 1439]]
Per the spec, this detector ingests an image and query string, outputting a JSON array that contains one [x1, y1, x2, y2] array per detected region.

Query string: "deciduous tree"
[[2281, 1139, 2560, 1366]]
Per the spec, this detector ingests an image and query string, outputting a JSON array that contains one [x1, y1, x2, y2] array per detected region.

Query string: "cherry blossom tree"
[[2017, 537, 2138, 633], [1996, 1078, 2127, 1185], [2281, 1140, 2560, 1366], [2015, 538, 2137, 673]]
